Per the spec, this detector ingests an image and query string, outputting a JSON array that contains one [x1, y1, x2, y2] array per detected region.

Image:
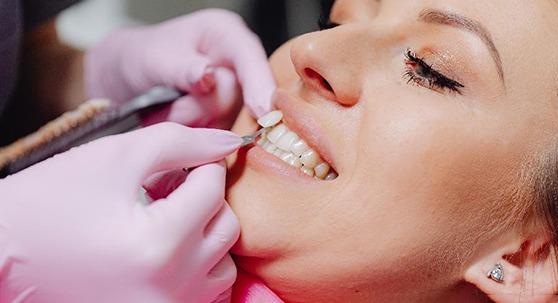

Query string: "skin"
[[226, 0, 558, 302]]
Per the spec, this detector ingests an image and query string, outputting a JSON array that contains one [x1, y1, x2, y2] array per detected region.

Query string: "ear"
[[464, 232, 558, 303]]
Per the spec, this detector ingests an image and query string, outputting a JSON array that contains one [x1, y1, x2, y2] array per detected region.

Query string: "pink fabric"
[[232, 270, 284, 303]]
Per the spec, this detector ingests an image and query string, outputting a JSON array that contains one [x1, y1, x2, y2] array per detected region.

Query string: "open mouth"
[[255, 111, 338, 181]]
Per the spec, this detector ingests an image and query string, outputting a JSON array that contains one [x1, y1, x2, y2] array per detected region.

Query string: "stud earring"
[[487, 263, 505, 283]]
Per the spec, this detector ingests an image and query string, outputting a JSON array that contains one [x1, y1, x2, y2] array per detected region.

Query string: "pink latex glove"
[[0, 123, 242, 303], [85, 9, 276, 126]]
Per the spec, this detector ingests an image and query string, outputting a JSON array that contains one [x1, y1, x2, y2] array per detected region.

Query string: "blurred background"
[[56, 0, 335, 55], [3, 1, 338, 148]]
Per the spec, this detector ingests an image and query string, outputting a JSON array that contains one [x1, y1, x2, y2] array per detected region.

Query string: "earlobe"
[[465, 258, 524, 302], [464, 234, 558, 303]]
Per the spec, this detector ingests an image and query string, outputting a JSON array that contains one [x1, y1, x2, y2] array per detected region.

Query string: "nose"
[[290, 27, 365, 107]]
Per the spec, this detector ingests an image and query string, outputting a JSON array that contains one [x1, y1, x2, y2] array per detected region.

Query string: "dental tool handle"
[[0, 86, 183, 178]]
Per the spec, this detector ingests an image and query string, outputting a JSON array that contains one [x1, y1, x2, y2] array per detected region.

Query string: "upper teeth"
[[256, 111, 338, 181]]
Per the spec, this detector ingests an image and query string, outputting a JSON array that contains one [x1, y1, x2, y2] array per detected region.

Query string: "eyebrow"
[[419, 9, 505, 84]]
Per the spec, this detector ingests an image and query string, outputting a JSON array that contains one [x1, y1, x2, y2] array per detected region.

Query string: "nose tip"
[[290, 32, 361, 107]]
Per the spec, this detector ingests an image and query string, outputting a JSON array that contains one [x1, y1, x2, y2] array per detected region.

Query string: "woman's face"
[[227, 0, 558, 301]]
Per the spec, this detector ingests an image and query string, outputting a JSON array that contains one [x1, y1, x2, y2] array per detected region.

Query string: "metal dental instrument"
[[181, 127, 268, 173], [241, 127, 268, 147]]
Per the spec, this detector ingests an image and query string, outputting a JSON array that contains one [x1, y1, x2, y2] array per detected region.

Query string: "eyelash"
[[403, 50, 465, 94], [316, 17, 465, 95]]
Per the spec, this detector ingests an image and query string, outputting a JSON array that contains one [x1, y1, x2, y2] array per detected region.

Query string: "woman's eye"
[[317, 15, 340, 30], [403, 50, 465, 94]]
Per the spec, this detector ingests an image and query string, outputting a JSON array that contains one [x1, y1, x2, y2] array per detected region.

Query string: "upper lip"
[[270, 89, 338, 173]]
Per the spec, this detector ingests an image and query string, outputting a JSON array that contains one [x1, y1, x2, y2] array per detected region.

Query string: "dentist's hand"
[[0, 123, 241, 303], [85, 9, 276, 127]]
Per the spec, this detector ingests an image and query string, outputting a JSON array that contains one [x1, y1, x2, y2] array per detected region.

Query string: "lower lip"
[[239, 143, 319, 182]]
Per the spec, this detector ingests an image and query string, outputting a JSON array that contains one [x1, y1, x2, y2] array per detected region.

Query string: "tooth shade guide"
[[257, 110, 283, 128]]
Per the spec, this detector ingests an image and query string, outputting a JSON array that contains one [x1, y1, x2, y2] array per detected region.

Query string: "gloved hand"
[[0, 123, 242, 303], [85, 9, 276, 127]]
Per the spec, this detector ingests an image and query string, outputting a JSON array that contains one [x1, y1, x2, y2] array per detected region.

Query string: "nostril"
[[304, 68, 333, 93]]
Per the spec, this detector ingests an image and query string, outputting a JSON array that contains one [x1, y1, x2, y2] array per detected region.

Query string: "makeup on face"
[[228, 0, 558, 301]]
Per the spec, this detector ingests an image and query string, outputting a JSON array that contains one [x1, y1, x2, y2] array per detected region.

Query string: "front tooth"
[[276, 131, 300, 151], [257, 111, 283, 128], [267, 124, 287, 144], [290, 139, 309, 157], [273, 149, 283, 157], [314, 162, 330, 179], [300, 149, 320, 169]]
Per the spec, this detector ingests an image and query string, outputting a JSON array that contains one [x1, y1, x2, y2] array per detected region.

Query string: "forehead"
[[460, 0, 558, 101], [331, 0, 558, 42]]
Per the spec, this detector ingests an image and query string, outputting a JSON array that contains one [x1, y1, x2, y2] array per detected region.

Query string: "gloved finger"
[[117, 123, 241, 187], [204, 27, 276, 118], [150, 52, 215, 94], [200, 67, 242, 129], [203, 203, 240, 265], [176, 254, 236, 303], [143, 168, 189, 202], [228, 49, 275, 119], [141, 68, 241, 128], [140, 95, 207, 127], [207, 255, 237, 296], [212, 287, 233, 303], [147, 161, 227, 236]]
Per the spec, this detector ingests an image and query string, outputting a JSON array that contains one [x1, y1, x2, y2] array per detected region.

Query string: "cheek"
[[269, 39, 299, 88], [349, 98, 518, 255]]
